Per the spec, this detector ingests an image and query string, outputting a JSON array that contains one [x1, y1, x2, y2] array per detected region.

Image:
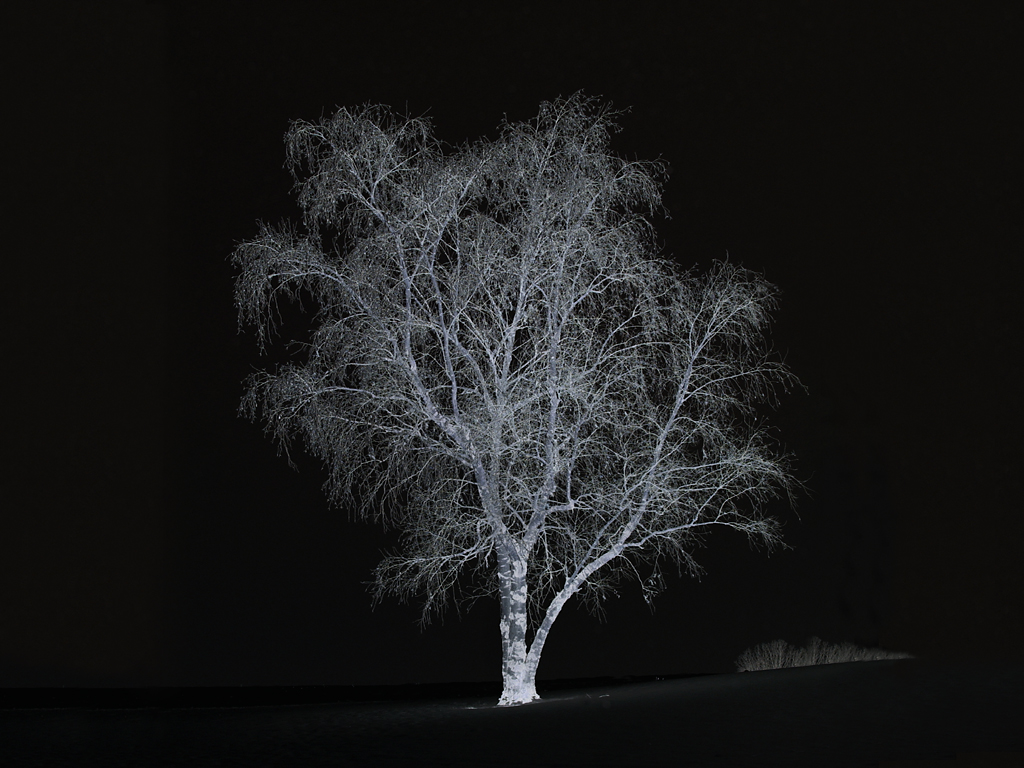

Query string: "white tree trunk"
[[495, 544, 593, 706], [497, 541, 539, 706]]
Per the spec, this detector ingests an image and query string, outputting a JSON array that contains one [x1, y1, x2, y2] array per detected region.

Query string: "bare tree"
[[232, 93, 803, 706]]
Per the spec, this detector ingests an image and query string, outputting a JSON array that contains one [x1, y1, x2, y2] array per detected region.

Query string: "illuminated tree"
[[232, 93, 802, 705]]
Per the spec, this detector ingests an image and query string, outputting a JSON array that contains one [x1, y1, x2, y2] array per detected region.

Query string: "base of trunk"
[[497, 677, 540, 707]]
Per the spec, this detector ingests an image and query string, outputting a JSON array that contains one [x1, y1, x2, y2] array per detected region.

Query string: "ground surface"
[[2, 659, 1022, 767]]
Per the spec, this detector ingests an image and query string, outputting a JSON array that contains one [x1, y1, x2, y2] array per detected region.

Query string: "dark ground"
[[2, 659, 1022, 767]]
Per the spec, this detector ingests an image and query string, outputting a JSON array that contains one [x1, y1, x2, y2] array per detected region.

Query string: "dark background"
[[3, 2, 1021, 689]]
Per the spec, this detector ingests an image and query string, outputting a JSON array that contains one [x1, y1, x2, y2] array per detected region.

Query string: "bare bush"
[[735, 636, 915, 672]]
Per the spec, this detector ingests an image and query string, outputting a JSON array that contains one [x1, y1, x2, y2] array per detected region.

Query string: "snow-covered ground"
[[2, 658, 1021, 767]]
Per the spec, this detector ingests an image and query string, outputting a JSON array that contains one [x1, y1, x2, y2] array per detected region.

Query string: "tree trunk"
[[496, 540, 539, 706]]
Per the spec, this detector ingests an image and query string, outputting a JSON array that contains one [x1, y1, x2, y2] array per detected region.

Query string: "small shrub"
[[735, 636, 914, 672]]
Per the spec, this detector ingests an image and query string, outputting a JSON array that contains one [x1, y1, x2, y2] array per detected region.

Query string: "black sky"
[[3, 2, 1022, 689]]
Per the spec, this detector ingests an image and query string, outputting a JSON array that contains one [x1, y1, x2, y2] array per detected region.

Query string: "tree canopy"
[[232, 93, 802, 704]]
